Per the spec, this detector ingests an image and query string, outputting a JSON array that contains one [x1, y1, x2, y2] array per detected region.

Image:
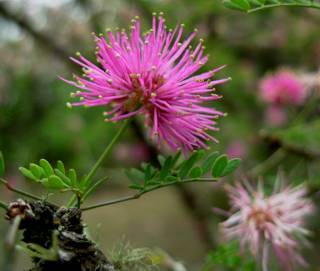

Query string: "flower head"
[[260, 70, 305, 106], [221, 181, 314, 271], [62, 14, 229, 152]]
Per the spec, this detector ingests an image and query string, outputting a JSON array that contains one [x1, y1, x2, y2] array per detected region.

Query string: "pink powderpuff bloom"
[[260, 70, 305, 106], [62, 14, 229, 152], [221, 181, 314, 271]]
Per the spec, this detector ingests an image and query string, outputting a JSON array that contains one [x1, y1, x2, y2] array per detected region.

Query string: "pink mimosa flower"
[[221, 181, 314, 271], [260, 70, 305, 106], [62, 14, 229, 152]]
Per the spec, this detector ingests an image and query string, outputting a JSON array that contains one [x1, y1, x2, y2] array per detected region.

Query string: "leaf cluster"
[[125, 150, 241, 193], [19, 159, 85, 199]]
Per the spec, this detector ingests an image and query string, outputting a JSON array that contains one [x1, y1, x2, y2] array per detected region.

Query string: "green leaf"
[[179, 150, 204, 178], [189, 166, 203, 178], [42, 175, 69, 190], [222, 158, 241, 176], [0, 151, 5, 176], [223, 0, 251, 11], [171, 150, 181, 168], [19, 167, 37, 181], [129, 183, 144, 190], [68, 169, 78, 187], [54, 169, 71, 186], [202, 151, 219, 173], [29, 163, 43, 180], [223, 0, 320, 12], [165, 176, 178, 183], [39, 159, 54, 176], [144, 164, 156, 182], [159, 156, 173, 180], [157, 155, 166, 166], [211, 155, 228, 178], [125, 168, 145, 183], [56, 161, 65, 174]]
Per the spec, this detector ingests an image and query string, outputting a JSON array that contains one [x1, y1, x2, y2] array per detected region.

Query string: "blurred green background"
[[1, 0, 320, 270]]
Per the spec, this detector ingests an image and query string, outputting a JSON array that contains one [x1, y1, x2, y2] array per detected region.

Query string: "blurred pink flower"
[[265, 105, 287, 127], [226, 140, 246, 158], [221, 181, 314, 271], [114, 142, 150, 164], [260, 70, 305, 106], [62, 14, 229, 152]]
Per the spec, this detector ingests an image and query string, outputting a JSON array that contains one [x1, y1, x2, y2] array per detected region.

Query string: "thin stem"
[[85, 120, 129, 183], [0, 178, 42, 201], [68, 120, 129, 207], [81, 178, 218, 211], [0, 178, 59, 208], [247, 2, 320, 13]]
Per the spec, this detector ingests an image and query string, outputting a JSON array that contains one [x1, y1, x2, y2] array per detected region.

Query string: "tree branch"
[[0, 3, 71, 64]]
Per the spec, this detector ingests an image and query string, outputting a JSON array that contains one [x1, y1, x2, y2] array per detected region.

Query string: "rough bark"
[[6, 199, 115, 271]]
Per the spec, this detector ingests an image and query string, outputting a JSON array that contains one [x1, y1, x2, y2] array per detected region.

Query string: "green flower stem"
[[84, 120, 129, 185], [81, 177, 218, 211], [247, 2, 320, 13], [68, 120, 129, 207]]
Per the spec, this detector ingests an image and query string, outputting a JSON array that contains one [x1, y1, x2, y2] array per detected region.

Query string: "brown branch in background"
[[0, 2, 71, 64]]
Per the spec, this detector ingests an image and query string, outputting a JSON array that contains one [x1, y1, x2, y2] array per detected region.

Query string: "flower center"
[[125, 73, 165, 111], [248, 207, 275, 229]]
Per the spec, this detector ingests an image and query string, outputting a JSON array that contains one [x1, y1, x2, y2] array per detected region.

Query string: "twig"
[[0, 178, 58, 207], [81, 178, 218, 211], [0, 2, 71, 63]]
